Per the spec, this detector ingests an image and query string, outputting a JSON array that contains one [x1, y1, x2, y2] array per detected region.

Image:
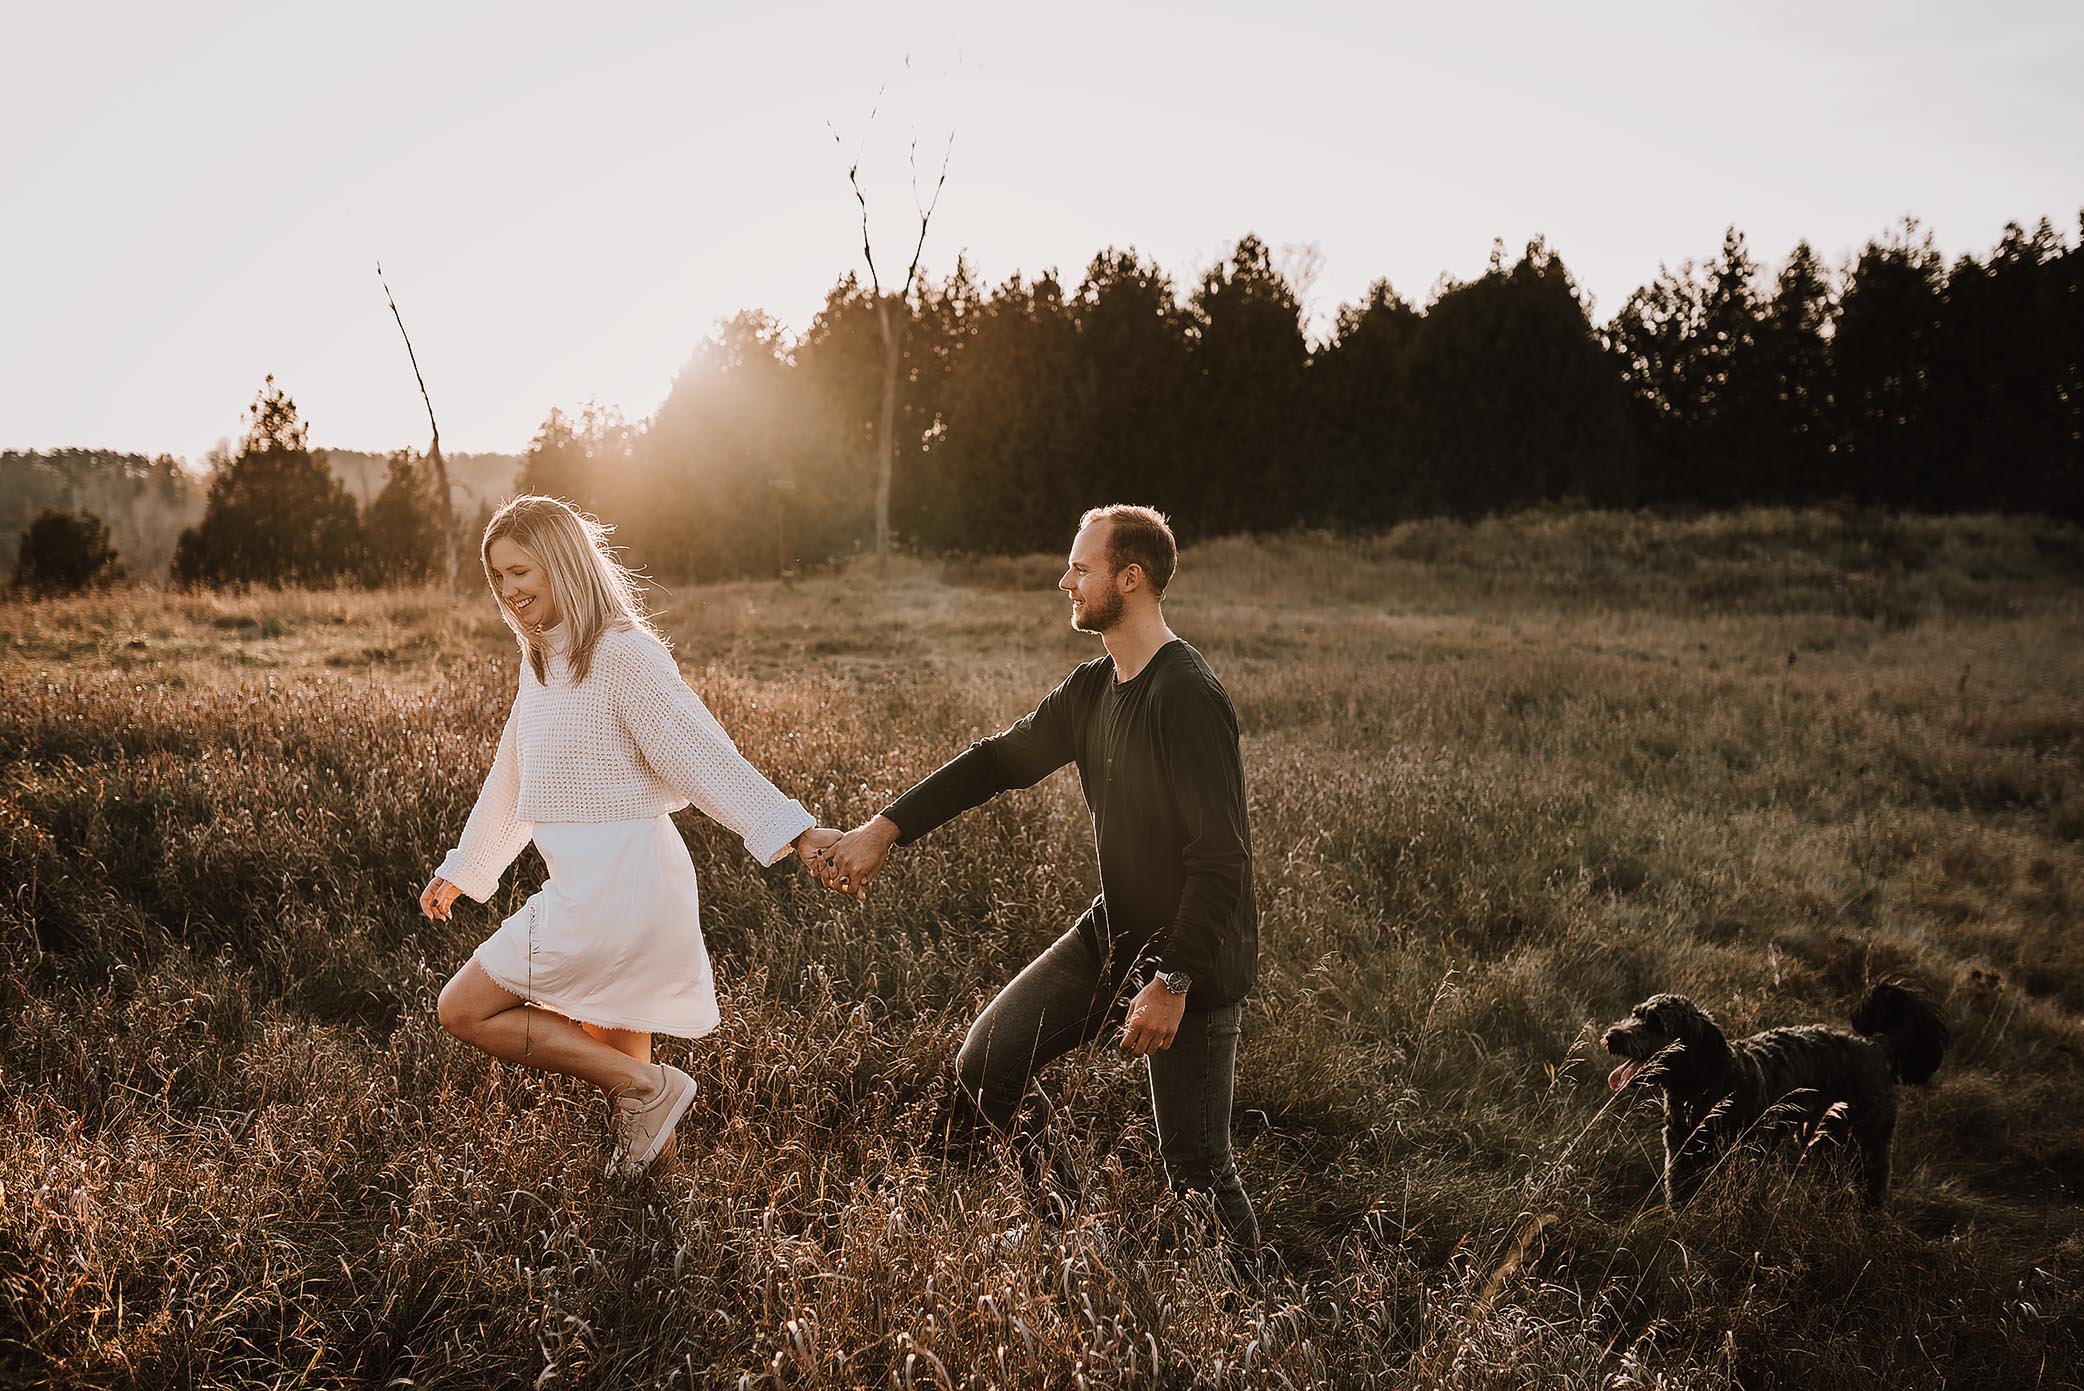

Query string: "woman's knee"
[[436, 964, 485, 1041]]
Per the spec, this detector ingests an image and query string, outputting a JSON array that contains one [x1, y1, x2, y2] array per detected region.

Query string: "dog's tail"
[[1849, 981, 1950, 1085]]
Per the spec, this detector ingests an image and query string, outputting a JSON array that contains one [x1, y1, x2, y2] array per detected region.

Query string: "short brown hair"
[[1079, 504, 1177, 594]]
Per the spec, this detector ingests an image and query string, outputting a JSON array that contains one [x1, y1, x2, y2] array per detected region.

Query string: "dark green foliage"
[[10, 508, 122, 591], [1402, 240, 1638, 516], [171, 378, 364, 586], [1834, 222, 1951, 508], [1, 449, 203, 579], [1314, 280, 1421, 526], [361, 451, 449, 584], [1757, 241, 1836, 502], [358, 215, 2084, 590], [1071, 249, 1197, 525], [1607, 228, 1780, 507], [513, 406, 612, 514], [1184, 234, 1314, 534], [898, 265, 1089, 551], [626, 311, 856, 579]]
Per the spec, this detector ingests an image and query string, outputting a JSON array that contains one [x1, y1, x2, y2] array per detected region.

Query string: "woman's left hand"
[[794, 826, 842, 873], [419, 875, 463, 921]]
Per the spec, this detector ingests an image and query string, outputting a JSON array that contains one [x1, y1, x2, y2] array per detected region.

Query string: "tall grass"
[[3, 508, 2080, 1388]]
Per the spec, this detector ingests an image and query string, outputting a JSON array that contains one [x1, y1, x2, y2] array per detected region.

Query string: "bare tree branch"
[[831, 74, 952, 568], [376, 261, 440, 456], [827, 92, 887, 295], [376, 261, 456, 585], [903, 131, 954, 297]]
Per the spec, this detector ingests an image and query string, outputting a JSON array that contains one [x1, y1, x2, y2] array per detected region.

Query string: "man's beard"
[[1071, 586, 1125, 632]]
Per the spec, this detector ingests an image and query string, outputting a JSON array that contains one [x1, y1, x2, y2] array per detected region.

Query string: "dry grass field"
[[3, 508, 2081, 1388]]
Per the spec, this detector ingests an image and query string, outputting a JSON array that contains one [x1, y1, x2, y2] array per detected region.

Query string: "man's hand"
[[794, 826, 842, 873], [1120, 975, 1187, 1055], [419, 875, 463, 922], [820, 815, 901, 900]]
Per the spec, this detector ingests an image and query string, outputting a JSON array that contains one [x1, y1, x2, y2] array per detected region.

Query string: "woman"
[[419, 495, 836, 1175]]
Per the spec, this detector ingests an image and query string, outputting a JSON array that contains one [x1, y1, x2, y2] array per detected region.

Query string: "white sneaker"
[[608, 1064, 698, 1177]]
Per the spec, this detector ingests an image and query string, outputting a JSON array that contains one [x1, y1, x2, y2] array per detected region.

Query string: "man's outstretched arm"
[[819, 669, 1087, 898]]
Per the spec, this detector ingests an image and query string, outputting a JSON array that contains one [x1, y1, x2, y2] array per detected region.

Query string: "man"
[[819, 504, 1260, 1257]]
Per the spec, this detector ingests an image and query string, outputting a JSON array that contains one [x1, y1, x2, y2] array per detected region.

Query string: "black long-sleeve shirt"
[[881, 639, 1258, 1008]]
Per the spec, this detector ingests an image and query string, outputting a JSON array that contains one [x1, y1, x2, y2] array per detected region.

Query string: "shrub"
[[10, 508, 122, 591]]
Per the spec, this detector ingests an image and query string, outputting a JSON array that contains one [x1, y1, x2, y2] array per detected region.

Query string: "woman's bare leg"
[[438, 959, 659, 1102], [582, 1021, 653, 1076], [583, 1022, 676, 1166]]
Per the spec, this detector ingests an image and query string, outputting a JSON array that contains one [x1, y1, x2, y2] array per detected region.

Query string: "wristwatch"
[[1155, 969, 1193, 997]]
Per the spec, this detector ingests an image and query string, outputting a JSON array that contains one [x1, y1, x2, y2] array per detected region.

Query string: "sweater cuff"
[[436, 851, 501, 904], [745, 799, 816, 866]]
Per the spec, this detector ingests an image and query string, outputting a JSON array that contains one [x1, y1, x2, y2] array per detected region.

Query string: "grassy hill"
[[2, 508, 2080, 1387]]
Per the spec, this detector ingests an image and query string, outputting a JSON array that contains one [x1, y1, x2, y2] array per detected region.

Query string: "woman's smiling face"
[[488, 536, 560, 629]]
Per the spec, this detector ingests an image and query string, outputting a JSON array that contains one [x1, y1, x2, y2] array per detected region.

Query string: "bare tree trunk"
[[874, 294, 902, 570], [834, 111, 950, 572], [378, 263, 458, 588], [426, 443, 457, 588]]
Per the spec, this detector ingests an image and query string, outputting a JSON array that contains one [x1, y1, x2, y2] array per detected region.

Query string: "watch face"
[[1158, 970, 1192, 995]]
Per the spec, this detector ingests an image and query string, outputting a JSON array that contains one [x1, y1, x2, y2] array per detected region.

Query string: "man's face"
[[1060, 521, 1127, 633]]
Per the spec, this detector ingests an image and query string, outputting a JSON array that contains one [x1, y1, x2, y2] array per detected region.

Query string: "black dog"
[[1601, 983, 1948, 1206]]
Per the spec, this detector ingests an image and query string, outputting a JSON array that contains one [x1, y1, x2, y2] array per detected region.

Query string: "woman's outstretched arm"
[[610, 630, 815, 865]]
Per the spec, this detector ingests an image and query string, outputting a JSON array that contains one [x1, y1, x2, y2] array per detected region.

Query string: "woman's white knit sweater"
[[437, 622, 813, 902]]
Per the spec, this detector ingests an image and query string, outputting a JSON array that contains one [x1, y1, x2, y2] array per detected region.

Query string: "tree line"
[[528, 215, 2084, 579], [13, 214, 2081, 591]]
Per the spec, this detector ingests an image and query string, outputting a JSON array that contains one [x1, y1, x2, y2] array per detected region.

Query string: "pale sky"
[[3, 0, 2079, 465]]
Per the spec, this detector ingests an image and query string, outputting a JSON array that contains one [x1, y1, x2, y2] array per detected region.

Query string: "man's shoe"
[[608, 1063, 698, 1177]]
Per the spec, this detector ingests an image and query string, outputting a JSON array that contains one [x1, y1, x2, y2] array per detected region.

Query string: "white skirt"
[[473, 814, 721, 1038]]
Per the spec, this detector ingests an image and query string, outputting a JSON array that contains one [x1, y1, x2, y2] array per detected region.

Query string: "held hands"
[[794, 825, 842, 871], [1119, 975, 1186, 1055], [810, 815, 901, 900], [419, 875, 463, 921]]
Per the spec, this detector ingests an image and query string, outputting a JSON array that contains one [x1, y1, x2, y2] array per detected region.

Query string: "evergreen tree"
[[12, 509, 121, 591], [361, 450, 447, 584], [1073, 250, 1195, 523], [514, 408, 597, 509], [793, 275, 905, 559], [1185, 235, 1312, 534], [1608, 258, 1705, 504], [894, 260, 984, 551], [1606, 228, 1776, 506], [1314, 280, 1421, 526], [1408, 241, 1635, 515], [172, 378, 363, 586], [1930, 219, 2077, 513], [910, 269, 1089, 552], [1756, 241, 1837, 501], [631, 311, 835, 578], [1694, 229, 1776, 505], [1833, 221, 1947, 508]]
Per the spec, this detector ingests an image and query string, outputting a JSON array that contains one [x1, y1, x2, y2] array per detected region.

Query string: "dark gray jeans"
[[954, 922, 1259, 1253]]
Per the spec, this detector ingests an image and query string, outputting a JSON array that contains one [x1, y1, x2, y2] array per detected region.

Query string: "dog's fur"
[[1601, 983, 1949, 1206]]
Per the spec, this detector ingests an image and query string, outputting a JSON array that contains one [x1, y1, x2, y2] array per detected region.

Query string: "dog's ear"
[[1684, 1008, 1732, 1067], [1641, 1000, 1731, 1090]]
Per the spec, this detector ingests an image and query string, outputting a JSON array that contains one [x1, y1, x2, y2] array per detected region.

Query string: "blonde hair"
[[481, 495, 656, 684]]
